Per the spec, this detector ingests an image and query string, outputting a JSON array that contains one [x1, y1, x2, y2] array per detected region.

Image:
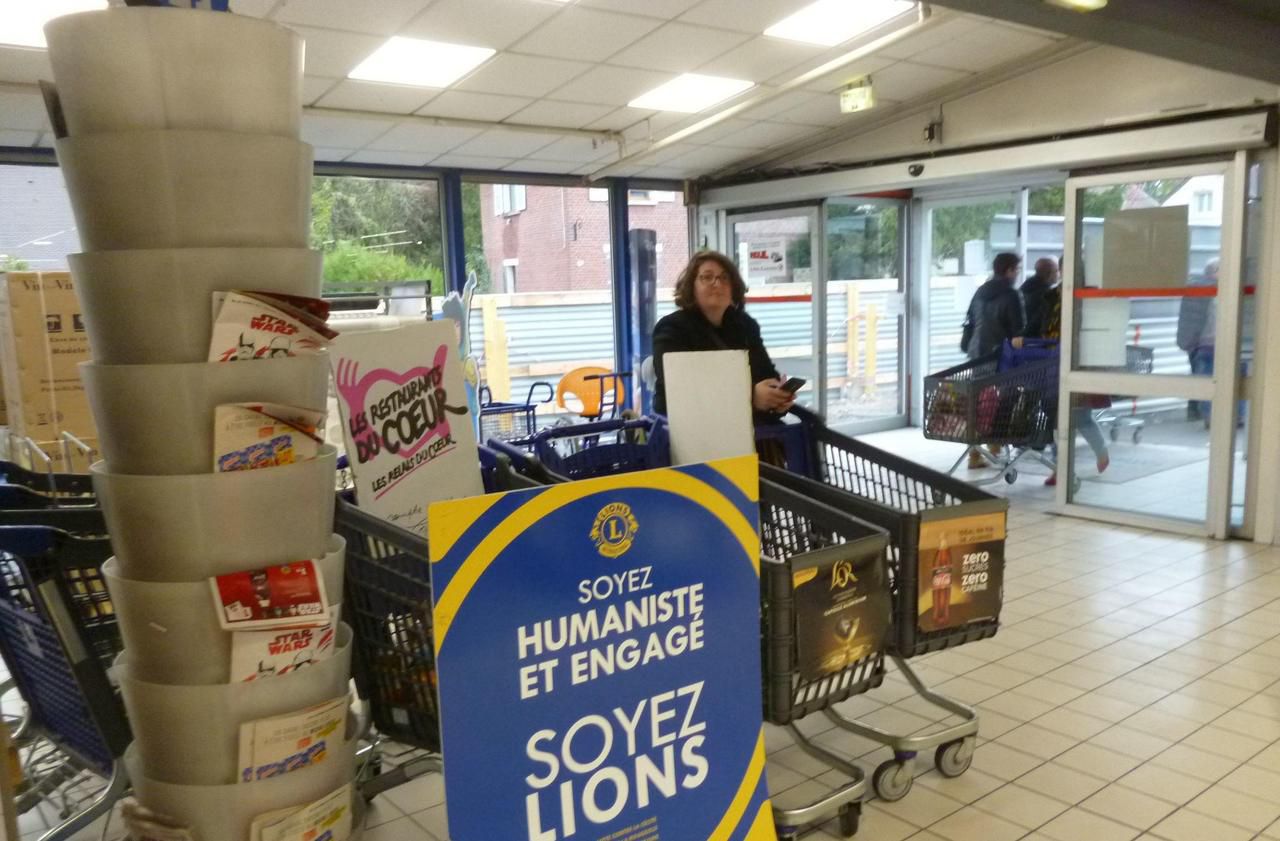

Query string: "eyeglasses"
[[696, 272, 730, 286]]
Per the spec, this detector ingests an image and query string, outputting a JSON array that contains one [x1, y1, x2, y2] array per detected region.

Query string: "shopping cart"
[[756, 406, 1009, 801], [478, 381, 553, 450], [923, 343, 1059, 485], [498, 419, 896, 839], [0, 525, 129, 841], [1095, 344, 1156, 443], [527, 416, 667, 481]]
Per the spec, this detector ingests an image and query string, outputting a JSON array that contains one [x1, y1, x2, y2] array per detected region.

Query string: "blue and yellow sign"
[[428, 455, 777, 841]]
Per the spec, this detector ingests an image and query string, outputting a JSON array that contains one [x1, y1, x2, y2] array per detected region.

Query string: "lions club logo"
[[591, 502, 638, 559]]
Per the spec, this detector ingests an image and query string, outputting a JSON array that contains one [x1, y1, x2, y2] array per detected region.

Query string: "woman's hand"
[[753, 378, 795, 414]]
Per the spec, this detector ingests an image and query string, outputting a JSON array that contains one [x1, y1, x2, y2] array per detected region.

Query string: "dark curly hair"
[[673, 250, 747, 310]]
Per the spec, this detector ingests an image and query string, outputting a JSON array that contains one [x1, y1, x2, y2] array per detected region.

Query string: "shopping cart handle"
[[526, 381, 555, 404], [532, 416, 649, 441]]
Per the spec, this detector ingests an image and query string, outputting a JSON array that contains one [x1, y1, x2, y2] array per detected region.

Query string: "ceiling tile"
[[0, 91, 50, 132], [505, 100, 616, 129], [876, 17, 982, 60], [608, 23, 752, 74], [302, 76, 340, 105], [800, 56, 896, 93], [416, 90, 533, 122], [315, 79, 436, 113], [312, 147, 355, 161], [400, 0, 563, 51], [228, 0, 278, 15], [867, 60, 970, 101], [301, 113, 396, 148], [528, 135, 617, 162], [731, 120, 818, 148], [365, 122, 482, 152], [695, 36, 824, 82], [0, 47, 52, 86], [619, 110, 692, 142], [583, 106, 659, 132], [428, 153, 519, 169], [679, 0, 804, 35], [578, 0, 702, 17], [636, 165, 697, 178], [273, 0, 431, 36], [454, 53, 592, 98], [287, 25, 385, 78], [0, 130, 38, 148], [661, 144, 750, 171], [695, 120, 774, 150], [735, 89, 819, 121], [510, 8, 663, 63], [503, 158, 582, 174], [549, 65, 671, 106], [449, 129, 563, 158], [345, 150, 433, 166]]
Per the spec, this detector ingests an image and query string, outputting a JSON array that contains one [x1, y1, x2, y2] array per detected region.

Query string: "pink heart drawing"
[[335, 343, 458, 462]]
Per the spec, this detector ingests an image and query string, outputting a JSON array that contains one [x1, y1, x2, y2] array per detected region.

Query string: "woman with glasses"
[[652, 250, 794, 421]]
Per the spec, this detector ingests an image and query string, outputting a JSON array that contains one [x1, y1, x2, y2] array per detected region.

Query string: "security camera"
[[908, 164, 925, 177]]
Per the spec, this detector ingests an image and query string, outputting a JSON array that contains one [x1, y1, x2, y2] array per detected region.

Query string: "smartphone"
[[780, 377, 806, 394]]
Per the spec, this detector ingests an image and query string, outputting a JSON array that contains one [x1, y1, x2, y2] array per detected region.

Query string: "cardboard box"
[[0, 272, 97, 442]]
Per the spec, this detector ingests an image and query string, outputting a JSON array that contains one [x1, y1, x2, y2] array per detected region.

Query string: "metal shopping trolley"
[[0, 523, 130, 841], [756, 406, 1009, 801], [1095, 345, 1156, 443], [497, 419, 896, 839], [478, 382, 554, 450], [923, 344, 1060, 485]]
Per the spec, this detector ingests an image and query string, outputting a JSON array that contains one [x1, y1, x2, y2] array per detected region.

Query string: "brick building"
[[479, 184, 690, 294]]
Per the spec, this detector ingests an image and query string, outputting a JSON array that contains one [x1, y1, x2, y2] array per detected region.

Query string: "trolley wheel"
[[1132, 428, 1143, 444], [1109, 427, 1120, 442], [935, 738, 975, 778], [838, 802, 861, 837], [873, 759, 914, 802], [1003, 468, 1018, 485]]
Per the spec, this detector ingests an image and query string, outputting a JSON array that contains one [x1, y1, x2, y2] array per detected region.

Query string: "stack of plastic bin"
[[43, 8, 360, 841]]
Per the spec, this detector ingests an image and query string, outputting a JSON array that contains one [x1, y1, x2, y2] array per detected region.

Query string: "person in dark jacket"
[[1176, 258, 1218, 422], [652, 250, 793, 422], [963, 252, 1025, 359], [1020, 257, 1059, 339]]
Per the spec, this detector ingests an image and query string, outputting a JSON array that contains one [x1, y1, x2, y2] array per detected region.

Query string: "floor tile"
[[973, 783, 1070, 829], [928, 806, 1027, 841], [1217, 763, 1280, 801], [1078, 784, 1176, 831], [915, 768, 1006, 804], [1115, 763, 1211, 805], [977, 692, 1057, 722], [1089, 726, 1172, 761], [1148, 742, 1241, 782], [869, 784, 966, 828], [1184, 783, 1280, 832], [970, 743, 1044, 782], [1179, 725, 1270, 761], [1212, 707, 1280, 742], [1038, 807, 1140, 841], [1148, 808, 1255, 841], [1034, 708, 1112, 740], [1064, 693, 1145, 724], [1017, 762, 1109, 804], [849, 805, 917, 841], [1055, 743, 1142, 781]]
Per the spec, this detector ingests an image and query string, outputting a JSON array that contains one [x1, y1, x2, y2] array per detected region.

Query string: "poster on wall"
[[428, 456, 778, 841], [746, 238, 788, 282], [916, 512, 1005, 634], [331, 321, 483, 537]]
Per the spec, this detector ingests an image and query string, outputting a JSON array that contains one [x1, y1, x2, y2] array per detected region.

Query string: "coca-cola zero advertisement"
[[917, 512, 1005, 633]]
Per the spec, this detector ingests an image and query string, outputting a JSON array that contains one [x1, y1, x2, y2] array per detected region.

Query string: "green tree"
[[460, 182, 491, 293], [0, 255, 29, 272], [931, 201, 1014, 264], [322, 240, 443, 291]]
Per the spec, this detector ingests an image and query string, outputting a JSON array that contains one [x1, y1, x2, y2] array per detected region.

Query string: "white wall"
[[778, 46, 1278, 170]]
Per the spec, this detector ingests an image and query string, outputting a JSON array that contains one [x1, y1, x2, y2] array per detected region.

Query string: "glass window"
[[311, 175, 444, 302], [1071, 175, 1223, 377], [463, 181, 619, 422], [1066, 391, 1212, 524], [0, 164, 79, 271]]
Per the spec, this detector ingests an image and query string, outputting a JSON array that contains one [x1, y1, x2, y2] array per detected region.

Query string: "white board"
[[1078, 298, 1131, 368], [665, 350, 755, 466], [331, 321, 484, 536], [1100, 205, 1190, 289]]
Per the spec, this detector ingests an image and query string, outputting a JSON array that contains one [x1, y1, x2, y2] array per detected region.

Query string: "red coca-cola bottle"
[[931, 537, 953, 627]]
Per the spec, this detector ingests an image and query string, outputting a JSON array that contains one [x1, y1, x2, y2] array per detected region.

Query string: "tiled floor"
[[22, 430, 1280, 841]]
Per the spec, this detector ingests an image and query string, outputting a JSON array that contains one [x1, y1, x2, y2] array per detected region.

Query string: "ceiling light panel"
[[765, 0, 916, 47], [349, 36, 495, 88], [0, 0, 106, 49], [628, 73, 754, 113]]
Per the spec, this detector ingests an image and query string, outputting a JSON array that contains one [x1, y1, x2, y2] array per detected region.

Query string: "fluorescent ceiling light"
[[1044, 0, 1107, 9], [0, 0, 106, 49], [765, 0, 916, 47], [629, 73, 754, 113], [349, 36, 495, 88]]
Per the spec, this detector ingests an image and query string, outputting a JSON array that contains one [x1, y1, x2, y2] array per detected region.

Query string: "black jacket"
[[1020, 274, 1054, 339], [964, 277, 1025, 358], [652, 306, 780, 417]]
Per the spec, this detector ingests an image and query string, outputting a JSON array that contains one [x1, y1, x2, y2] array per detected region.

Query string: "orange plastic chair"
[[556, 366, 621, 420]]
